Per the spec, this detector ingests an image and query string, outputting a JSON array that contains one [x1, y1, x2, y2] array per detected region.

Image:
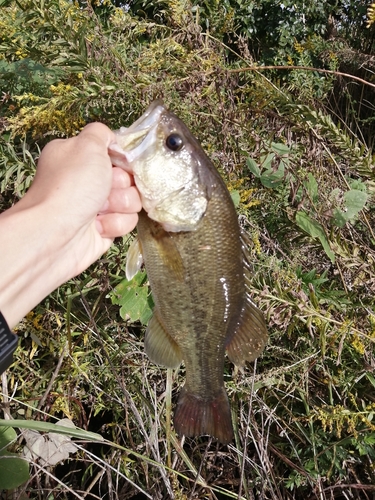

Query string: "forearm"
[[0, 123, 140, 329], [0, 200, 70, 329]]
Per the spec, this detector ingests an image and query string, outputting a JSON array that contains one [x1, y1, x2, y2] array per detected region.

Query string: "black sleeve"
[[0, 311, 18, 374]]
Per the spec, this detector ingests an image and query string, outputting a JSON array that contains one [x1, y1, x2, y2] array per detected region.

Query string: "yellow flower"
[[367, 3, 375, 28], [294, 40, 304, 54]]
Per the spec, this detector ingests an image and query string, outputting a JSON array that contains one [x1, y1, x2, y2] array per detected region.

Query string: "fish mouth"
[[115, 100, 165, 152]]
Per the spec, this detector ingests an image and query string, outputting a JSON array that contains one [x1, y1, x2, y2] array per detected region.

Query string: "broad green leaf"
[[305, 173, 319, 203], [0, 426, 17, 451], [260, 162, 285, 188], [344, 189, 368, 219], [349, 179, 367, 192], [261, 153, 275, 170], [246, 157, 261, 177], [0, 455, 29, 489], [332, 208, 347, 228], [111, 271, 154, 325], [296, 211, 335, 262], [0, 426, 29, 490], [333, 189, 368, 227], [230, 190, 241, 207], [271, 142, 290, 155]]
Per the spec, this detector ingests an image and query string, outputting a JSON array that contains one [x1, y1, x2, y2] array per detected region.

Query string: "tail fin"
[[173, 386, 234, 444]]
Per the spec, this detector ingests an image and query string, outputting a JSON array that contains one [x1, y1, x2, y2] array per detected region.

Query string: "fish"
[[111, 101, 268, 444]]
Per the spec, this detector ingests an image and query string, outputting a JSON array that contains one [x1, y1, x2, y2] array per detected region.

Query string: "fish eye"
[[166, 133, 183, 151]]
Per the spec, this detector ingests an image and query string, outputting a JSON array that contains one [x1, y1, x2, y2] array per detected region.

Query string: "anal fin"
[[145, 312, 182, 369], [226, 296, 268, 367]]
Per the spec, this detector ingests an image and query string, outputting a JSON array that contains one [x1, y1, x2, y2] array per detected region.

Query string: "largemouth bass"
[[111, 101, 268, 444]]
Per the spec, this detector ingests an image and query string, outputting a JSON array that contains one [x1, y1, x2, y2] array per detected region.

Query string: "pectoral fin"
[[150, 223, 185, 282], [145, 312, 182, 369], [226, 297, 268, 367], [126, 237, 144, 281]]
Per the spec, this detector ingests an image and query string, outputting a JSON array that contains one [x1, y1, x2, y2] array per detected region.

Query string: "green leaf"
[[230, 190, 241, 207], [0, 455, 29, 489], [0, 426, 17, 450], [246, 157, 260, 177], [349, 179, 367, 192], [261, 153, 275, 170], [260, 161, 285, 188], [271, 142, 290, 155], [0, 426, 29, 490], [332, 208, 347, 228], [111, 271, 153, 325], [333, 189, 368, 227], [295, 211, 335, 262], [305, 173, 319, 203], [343, 189, 368, 219]]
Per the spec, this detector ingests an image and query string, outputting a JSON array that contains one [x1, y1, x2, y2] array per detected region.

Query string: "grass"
[[1, 1, 375, 498]]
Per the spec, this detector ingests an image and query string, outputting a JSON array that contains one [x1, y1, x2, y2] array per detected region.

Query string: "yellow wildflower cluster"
[[351, 333, 365, 355], [227, 177, 260, 209], [271, 266, 298, 290], [94, 0, 112, 6], [221, 8, 235, 34], [0, 7, 17, 41], [310, 401, 375, 439], [251, 231, 262, 256], [142, 38, 187, 71], [14, 49, 28, 60], [367, 3, 375, 28], [294, 40, 305, 54], [328, 51, 339, 70], [167, 0, 192, 27], [21, 311, 44, 332], [14, 92, 41, 103], [50, 82, 74, 95], [9, 104, 85, 137], [368, 313, 375, 336], [110, 7, 130, 28]]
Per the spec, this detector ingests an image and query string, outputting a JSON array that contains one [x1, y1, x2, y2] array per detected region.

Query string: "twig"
[[228, 65, 375, 90], [37, 344, 68, 411], [1, 372, 11, 420]]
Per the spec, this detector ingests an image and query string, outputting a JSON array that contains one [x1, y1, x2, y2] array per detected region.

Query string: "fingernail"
[[108, 143, 126, 155]]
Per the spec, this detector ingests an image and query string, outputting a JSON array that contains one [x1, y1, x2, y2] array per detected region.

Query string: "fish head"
[[115, 101, 212, 232]]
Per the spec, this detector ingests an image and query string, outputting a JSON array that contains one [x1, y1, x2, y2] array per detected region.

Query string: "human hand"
[[27, 122, 142, 274], [0, 123, 142, 327]]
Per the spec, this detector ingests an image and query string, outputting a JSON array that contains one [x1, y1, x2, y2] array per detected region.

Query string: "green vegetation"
[[1, 0, 375, 498]]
